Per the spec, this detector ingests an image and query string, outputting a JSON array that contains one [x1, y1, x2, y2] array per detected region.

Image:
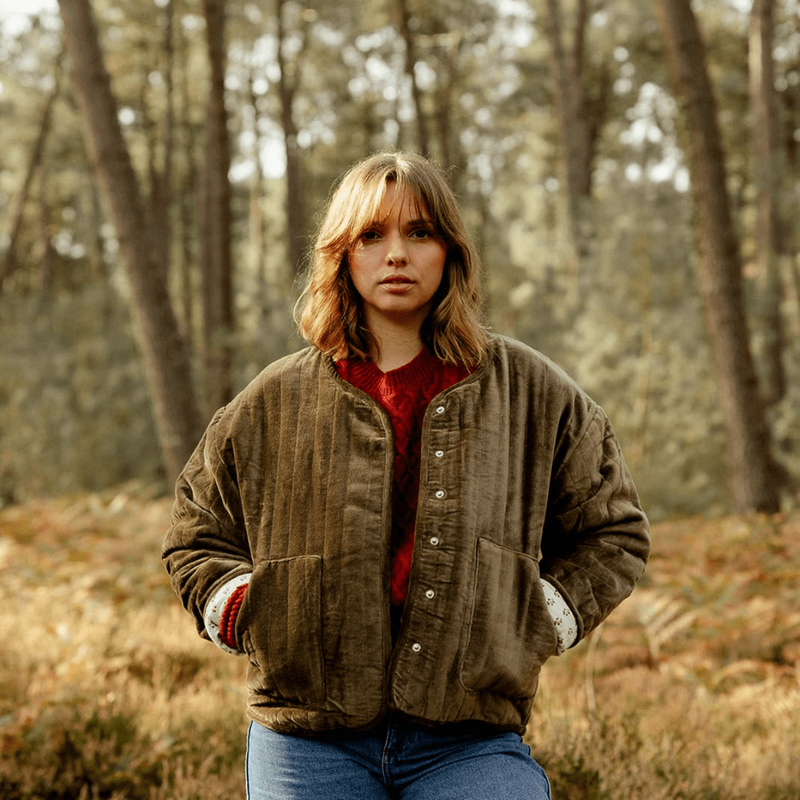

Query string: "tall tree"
[[654, 0, 781, 512], [146, 0, 176, 281], [749, 0, 788, 407], [57, 0, 203, 484], [543, 0, 593, 208], [201, 0, 234, 413], [276, 0, 308, 276], [394, 0, 431, 155], [432, 32, 462, 170], [541, 0, 613, 263], [247, 63, 270, 305]]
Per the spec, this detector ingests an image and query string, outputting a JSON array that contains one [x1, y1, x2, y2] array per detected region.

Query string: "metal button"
[[435, 405, 445, 414], [412, 643, 422, 653], [434, 449, 444, 458], [429, 536, 439, 546], [425, 589, 435, 599], [435, 490, 445, 499]]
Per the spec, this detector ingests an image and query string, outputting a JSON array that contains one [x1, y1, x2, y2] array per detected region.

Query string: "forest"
[[0, 0, 797, 518], [1, 1, 800, 798]]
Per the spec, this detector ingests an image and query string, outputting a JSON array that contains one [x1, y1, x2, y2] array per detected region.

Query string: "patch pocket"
[[235, 555, 325, 705], [459, 539, 557, 698]]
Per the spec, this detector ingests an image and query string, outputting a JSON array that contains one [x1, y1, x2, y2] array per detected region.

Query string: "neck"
[[370, 325, 425, 372]]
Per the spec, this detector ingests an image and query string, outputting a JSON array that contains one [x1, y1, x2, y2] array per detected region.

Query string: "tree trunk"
[[433, 32, 464, 173], [395, 0, 431, 155], [201, 0, 234, 413], [146, 0, 175, 283], [749, 0, 787, 407], [37, 163, 55, 291], [0, 56, 61, 292], [276, 0, 308, 277], [175, 16, 199, 348], [57, 0, 203, 485], [543, 0, 593, 232], [654, 0, 781, 512], [248, 65, 269, 308]]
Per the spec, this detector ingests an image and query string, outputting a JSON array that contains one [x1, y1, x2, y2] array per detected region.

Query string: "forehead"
[[365, 180, 430, 223]]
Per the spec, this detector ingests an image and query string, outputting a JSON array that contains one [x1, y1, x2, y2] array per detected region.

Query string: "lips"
[[380, 275, 414, 285]]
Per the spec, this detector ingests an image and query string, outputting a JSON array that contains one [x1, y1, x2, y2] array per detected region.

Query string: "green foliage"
[[0, 0, 799, 514], [0, 285, 163, 502]]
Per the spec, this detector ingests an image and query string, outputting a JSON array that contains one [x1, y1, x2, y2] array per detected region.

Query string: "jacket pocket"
[[459, 538, 557, 698], [235, 555, 325, 705]]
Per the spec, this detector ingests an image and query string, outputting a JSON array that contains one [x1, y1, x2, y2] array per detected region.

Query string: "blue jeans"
[[245, 717, 552, 799]]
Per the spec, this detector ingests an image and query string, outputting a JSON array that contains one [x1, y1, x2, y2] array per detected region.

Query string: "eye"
[[359, 229, 382, 243], [410, 227, 435, 240]]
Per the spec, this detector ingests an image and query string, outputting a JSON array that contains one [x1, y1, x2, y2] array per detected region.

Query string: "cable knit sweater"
[[334, 349, 469, 606]]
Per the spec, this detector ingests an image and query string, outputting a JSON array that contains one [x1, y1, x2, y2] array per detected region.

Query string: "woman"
[[162, 152, 650, 799]]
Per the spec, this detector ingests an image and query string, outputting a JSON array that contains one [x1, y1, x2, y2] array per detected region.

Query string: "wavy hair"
[[295, 152, 488, 367]]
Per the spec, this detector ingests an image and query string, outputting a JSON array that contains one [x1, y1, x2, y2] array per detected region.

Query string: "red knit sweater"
[[336, 348, 469, 605]]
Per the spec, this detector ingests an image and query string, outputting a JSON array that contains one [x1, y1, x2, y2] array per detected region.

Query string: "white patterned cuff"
[[204, 573, 252, 655], [540, 578, 578, 654]]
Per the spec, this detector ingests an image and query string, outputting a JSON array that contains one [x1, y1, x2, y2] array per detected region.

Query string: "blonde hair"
[[295, 152, 488, 367]]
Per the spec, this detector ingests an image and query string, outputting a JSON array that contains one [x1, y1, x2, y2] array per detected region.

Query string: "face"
[[348, 182, 446, 336]]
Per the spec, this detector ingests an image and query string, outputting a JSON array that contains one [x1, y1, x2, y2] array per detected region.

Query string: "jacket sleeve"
[[161, 408, 254, 640], [539, 401, 650, 645]]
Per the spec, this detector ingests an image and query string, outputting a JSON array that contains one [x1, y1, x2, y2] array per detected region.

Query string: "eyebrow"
[[362, 214, 434, 231]]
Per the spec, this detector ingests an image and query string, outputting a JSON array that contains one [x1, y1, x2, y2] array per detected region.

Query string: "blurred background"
[[2, 4, 800, 798], [1, 0, 799, 520]]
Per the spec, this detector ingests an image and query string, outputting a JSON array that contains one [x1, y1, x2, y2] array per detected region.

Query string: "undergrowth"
[[1, 489, 799, 799]]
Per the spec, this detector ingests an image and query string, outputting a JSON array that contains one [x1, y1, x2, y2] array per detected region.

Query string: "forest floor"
[[0, 487, 798, 799]]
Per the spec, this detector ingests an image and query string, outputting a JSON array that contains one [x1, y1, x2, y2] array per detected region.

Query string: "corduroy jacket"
[[162, 334, 650, 736]]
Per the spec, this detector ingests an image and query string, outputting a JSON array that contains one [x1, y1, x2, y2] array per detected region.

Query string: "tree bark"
[[247, 65, 269, 308], [201, 0, 234, 413], [36, 163, 56, 291], [175, 15, 199, 348], [749, 0, 787, 407], [543, 0, 593, 226], [276, 0, 308, 277], [57, 0, 203, 485], [654, 0, 781, 512], [146, 0, 175, 283], [395, 0, 431, 156], [433, 32, 464, 173]]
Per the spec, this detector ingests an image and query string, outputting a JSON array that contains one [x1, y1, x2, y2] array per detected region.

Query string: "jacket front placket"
[[387, 383, 474, 717]]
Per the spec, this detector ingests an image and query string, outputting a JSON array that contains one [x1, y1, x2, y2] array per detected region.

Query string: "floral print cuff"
[[540, 578, 578, 654]]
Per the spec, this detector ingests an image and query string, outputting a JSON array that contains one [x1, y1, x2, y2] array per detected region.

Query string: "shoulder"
[[480, 334, 605, 442], [483, 334, 586, 398], [237, 346, 325, 400], [207, 347, 328, 433]]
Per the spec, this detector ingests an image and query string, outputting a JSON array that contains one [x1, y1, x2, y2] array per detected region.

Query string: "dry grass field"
[[1, 487, 798, 799]]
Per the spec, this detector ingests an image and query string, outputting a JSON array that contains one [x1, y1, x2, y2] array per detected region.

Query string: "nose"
[[386, 231, 408, 266]]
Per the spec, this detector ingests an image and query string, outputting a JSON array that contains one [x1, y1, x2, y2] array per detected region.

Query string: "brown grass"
[[1, 488, 798, 799]]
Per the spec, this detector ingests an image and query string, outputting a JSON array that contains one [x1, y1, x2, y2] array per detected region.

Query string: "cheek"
[[430, 251, 447, 286], [346, 257, 370, 299]]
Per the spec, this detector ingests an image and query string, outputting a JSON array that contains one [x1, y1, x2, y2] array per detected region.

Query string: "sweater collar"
[[338, 347, 442, 396]]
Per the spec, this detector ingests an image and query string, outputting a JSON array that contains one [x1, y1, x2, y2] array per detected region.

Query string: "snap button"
[[429, 536, 439, 546], [434, 449, 444, 458], [425, 589, 435, 599], [435, 490, 445, 499], [435, 405, 445, 414], [412, 643, 422, 653]]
